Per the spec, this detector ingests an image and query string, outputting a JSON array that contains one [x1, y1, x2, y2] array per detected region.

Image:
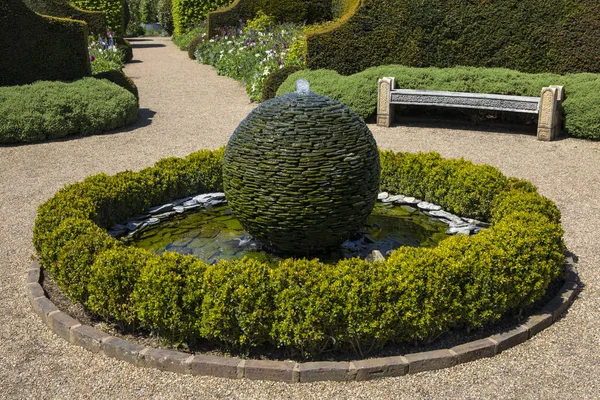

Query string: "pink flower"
[[89, 55, 95, 62]]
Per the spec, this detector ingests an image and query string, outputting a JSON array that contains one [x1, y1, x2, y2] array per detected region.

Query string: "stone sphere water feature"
[[223, 80, 380, 254]]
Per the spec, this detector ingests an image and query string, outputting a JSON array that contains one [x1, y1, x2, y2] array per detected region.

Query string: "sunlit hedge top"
[[33, 149, 565, 357]]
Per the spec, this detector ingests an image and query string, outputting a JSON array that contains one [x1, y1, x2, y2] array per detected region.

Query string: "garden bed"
[[34, 149, 566, 359]]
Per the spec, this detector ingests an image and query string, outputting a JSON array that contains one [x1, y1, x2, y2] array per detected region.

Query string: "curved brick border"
[[26, 259, 580, 382]]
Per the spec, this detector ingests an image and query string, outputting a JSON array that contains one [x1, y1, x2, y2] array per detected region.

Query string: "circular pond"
[[125, 202, 451, 265]]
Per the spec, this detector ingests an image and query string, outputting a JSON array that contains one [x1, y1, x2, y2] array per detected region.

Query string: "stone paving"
[[1, 36, 599, 398]]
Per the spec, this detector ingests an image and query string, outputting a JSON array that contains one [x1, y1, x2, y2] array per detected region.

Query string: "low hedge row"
[[277, 66, 600, 140], [306, 0, 600, 76], [22, 0, 107, 35], [0, 0, 91, 87], [0, 78, 138, 144], [34, 148, 565, 357]]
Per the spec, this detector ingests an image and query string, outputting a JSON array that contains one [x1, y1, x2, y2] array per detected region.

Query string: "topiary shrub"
[[34, 147, 565, 357], [22, 0, 107, 35], [306, 0, 600, 76], [207, 0, 332, 37], [261, 65, 304, 101], [277, 66, 600, 140], [172, 0, 233, 36], [71, 0, 126, 35], [93, 70, 139, 101], [0, 0, 91, 87], [0, 78, 138, 144]]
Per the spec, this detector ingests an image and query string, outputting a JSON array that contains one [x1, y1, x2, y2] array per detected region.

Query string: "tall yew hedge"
[[0, 0, 91, 87], [306, 0, 600, 76], [22, 0, 107, 35]]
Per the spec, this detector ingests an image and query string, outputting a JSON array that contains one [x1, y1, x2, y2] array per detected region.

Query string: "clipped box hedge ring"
[[33, 149, 565, 357]]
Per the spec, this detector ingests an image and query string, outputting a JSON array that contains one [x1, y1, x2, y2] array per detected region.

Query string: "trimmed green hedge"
[[0, 78, 138, 144], [93, 70, 139, 101], [71, 0, 126, 35], [277, 66, 600, 140], [207, 0, 332, 37], [172, 0, 233, 36], [22, 0, 107, 35], [331, 0, 358, 19], [0, 0, 91, 87], [34, 148, 565, 357], [306, 0, 600, 76]]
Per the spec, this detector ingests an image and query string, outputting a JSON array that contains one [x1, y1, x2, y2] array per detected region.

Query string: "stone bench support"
[[377, 77, 564, 141]]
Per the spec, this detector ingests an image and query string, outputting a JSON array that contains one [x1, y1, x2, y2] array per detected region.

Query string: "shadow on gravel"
[[130, 43, 167, 48], [127, 59, 143, 64], [126, 38, 153, 42]]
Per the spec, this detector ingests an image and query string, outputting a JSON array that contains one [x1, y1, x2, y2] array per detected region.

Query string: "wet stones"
[[108, 193, 227, 239]]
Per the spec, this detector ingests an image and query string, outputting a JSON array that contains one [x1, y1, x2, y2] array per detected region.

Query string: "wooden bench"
[[377, 77, 564, 141]]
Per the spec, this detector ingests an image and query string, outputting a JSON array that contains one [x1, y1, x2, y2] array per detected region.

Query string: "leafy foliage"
[[172, 0, 233, 36], [34, 149, 565, 358], [71, 0, 127, 35], [0, 78, 138, 144], [22, 0, 108, 35], [207, 0, 332, 37], [0, 0, 90, 86], [193, 18, 303, 101], [306, 0, 600, 76]]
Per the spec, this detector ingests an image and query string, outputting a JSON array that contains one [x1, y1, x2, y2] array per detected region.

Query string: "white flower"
[[255, 53, 260, 57], [209, 39, 214, 43], [227, 41, 232, 45], [229, 48, 235, 54]]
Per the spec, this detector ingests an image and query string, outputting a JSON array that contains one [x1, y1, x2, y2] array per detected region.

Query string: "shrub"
[[306, 0, 600, 76], [34, 148, 565, 357], [207, 0, 332, 37], [0, 78, 138, 144], [0, 0, 91, 87], [261, 65, 303, 101], [71, 0, 127, 35], [133, 252, 207, 341], [157, 0, 174, 35], [277, 66, 600, 140], [93, 70, 139, 101], [172, 0, 233, 36], [22, 0, 108, 35]]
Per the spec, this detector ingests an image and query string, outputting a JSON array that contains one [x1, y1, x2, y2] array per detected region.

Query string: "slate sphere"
[[223, 82, 380, 255]]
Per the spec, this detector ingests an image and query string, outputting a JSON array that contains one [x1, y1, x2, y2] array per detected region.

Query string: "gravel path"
[[1, 36, 599, 399]]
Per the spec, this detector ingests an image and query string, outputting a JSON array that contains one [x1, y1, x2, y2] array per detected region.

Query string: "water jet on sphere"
[[223, 80, 380, 255]]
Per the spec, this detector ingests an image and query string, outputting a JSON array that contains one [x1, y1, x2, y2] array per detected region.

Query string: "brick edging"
[[27, 260, 580, 382]]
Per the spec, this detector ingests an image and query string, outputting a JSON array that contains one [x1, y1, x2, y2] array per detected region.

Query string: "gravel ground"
[[1, 36, 599, 399]]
